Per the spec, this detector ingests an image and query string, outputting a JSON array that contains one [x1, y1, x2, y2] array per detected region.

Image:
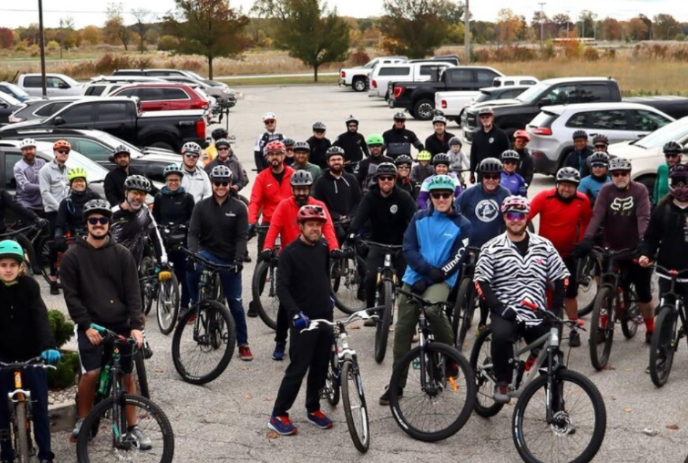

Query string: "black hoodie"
[[55, 188, 101, 237], [382, 125, 424, 159], [306, 136, 333, 169], [349, 184, 417, 245], [60, 236, 143, 331], [333, 131, 369, 164], [312, 170, 362, 221]]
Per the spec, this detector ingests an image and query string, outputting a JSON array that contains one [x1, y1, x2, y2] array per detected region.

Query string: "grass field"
[[219, 75, 338, 86]]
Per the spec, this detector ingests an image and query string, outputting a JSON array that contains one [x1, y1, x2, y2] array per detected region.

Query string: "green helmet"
[[366, 134, 384, 146], [427, 175, 456, 192], [417, 150, 432, 161], [67, 167, 88, 183], [0, 240, 24, 263]]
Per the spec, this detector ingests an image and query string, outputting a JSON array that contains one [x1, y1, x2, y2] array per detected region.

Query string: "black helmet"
[[209, 165, 232, 181], [290, 170, 313, 187], [283, 138, 295, 148], [592, 133, 609, 145], [211, 128, 228, 141], [374, 162, 397, 178], [501, 150, 520, 162], [449, 137, 462, 147], [556, 167, 581, 185], [393, 112, 406, 121], [83, 199, 112, 219], [572, 130, 588, 140], [293, 141, 310, 152], [312, 121, 326, 131], [478, 157, 503, 174], [608, 157, 632, 172], [663, 141, 683, 154], [123, 175, 151, 194], [588, 151, 610, 166], [394, 155, 413, 167], [326, 146, 345, 158], [215, 138, 231, 149], [345, 115, 359, 126], [432, 153, 450, 167]]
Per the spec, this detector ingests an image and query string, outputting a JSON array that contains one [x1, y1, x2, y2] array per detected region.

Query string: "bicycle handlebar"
[[300, 307, 384, 333], [360, 240, 403, 250], [521, 301, 585, 329], [0, 357, 55, 371], [180, 248, 239, 272], [90, 323, 138, 346], [653, 265, 688, 279], [397, 287, 451, 308]]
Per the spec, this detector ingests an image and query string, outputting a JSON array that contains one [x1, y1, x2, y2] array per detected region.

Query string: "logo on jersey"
[[390, 204, 399, 214], [489, 137, 494, 144], [475, 199, 499, 222], [610, 197, 634, 215]]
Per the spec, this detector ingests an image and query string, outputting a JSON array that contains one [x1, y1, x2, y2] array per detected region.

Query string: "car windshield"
[[363, 59, 379, 69], [474, 90, 493, 103], [187, 71, 205, 80], [0, 91, 21, 106], [632, 117, 688, 149], [93, 132, 141, 154], [2, 83, 29, 99], [515, 81, 552, 103]]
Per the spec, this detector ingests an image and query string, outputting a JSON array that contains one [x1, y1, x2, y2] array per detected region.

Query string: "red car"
[[111, 83, 210, 112]]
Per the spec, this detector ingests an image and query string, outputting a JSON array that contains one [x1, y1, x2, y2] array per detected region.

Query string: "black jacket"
[[188, 195, 248, 263], [515, 147, 534, 186], [424, 131, 457, 156], [306, 136, 333, 169], [0, 276, 56, 362], [153, 187, 195, 227], [60, 236, 143, 331], [333, 131, 369, 164], [55, 188, 101, 238], [640, 198, 688, 275], [350, 184, 417, 245], [382, 126, 424, 159], [564, 147, 594, 178], [0, 189, 39, 233], [469, 126, 510, 173], [312, 170, 362, 222], [103, 166, 157, 207], [205, 154, 248, 191], [355, 154, 393, 192]]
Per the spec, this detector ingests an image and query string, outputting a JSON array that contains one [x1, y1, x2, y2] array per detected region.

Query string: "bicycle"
[[172, 249, 237, 385], [138, 233, 175, 318], [648, 265, 688, 387], [387, 287, 476, 442], [451, 246, 481, 352], [330, 220, 367, 315], [470, 302, 607, 463], [0, 223, 46, 278], [76, 324, 175, 463], [0, 357, 55, 463], [575, 252, 599, 317], [250, 225, 281, 330], [361, 240, 403, 364], [309, 309, 379, 453], [155, 223, 188, 335], [588, 247, 641, 371]]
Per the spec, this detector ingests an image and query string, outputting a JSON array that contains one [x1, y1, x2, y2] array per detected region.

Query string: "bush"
[[157, 35, 179, 52], [540, 40, 555, 59], [47, 310, 78, 390], [46, 40, 59, 51], [348, 47, 370, 67], [471, 48, 491, 62], [583, 47, 600, 61], [676, 33, 686, 42], [48, 310, 74, 349]]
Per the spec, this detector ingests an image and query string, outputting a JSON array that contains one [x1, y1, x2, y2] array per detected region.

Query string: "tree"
[[0, 28, 14, 49], [552, 13, 572, 36], [653, 14, 680, 40], [378, 0, 453, 58], [104, 3, 132, 50], [578, 10, 596, 38], [601, 17, 622, 41], [637, 14, 652, 40], [496, 8, 522, 43], [165, 0, 249, 79], [131, 8, 152, 53], [253, 0, 350, 82], [82, 25, 101, 45], [626, 18, 649, 41]]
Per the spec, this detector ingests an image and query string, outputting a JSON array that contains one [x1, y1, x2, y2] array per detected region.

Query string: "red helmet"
[[264, 141, 286, 154], [53, 139, 72, 151], [513, 130, 531, 142], [297, 205, 327, 223]]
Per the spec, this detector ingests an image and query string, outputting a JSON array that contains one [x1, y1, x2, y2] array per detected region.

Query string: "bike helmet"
[[501, 195, 530, 214], [209, 165, 232, 181], [501, 150, 521, 162], [0, 240, 24, 264], [312, 121, 326, 131], [592, 133, 609, 146], [366, 134, 384, 146], [556, 166, 581, 185], [608, 157, 632, 172], [394, 155, 413, 167], [326, 146, 345, 158], [513, 130, 531, 142], [53, 140, 71, 151], [283, 138, 295, 148], [297, 205, 327, 223], [427, 175, 455, 192], [432, 114, 447, 125], [432, 153, 450, 167], [393, 112, 406, 121], [572, 130, 588, 140], [669, 164, 688, 201], [663, 141, 683, 155], [374, 162, 398, 178], [588, 151, 610, 166], [478, 157, 503, 174], [67, 167, 88, 183], [124, 175, 151, 194], [449, 137, 462, 147], [478, 107, 494, 116], [345, 115, 359, 126], [417, 150, 432, 162], [19, 138, 36, 150], [262, 112, 277, 122], [264, 141, 286, 154], [113, 145, 130, 156], [181, 142, 202, 155], [290, 170, 313, 187], [163, 164, 184, 179], [293, 141, 310, 152], [211, 127, 228, 140], [83, 199, 113, 219], [215, 138, 231, 149]]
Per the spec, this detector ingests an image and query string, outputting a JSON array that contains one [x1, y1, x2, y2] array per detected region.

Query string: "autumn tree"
[[253, 0, 350, 82], [81, 25, 101, 45], [0, 28, 14, 49], [131, 8, 152, 53], [552, 13, 573, 37], [653, 14, 680, 40], [379, 0, 453, 58], [165, 0, 249, 79], [601, 17, 622, 41], [578, 10, 596, 38], [104, 3, 132, 50], [496, 8, 522, 43], [626, 17, 649, 41]]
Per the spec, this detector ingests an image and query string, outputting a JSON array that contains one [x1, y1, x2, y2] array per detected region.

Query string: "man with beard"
[[382, 112, 424, 160], [469, 107, 510, 184], [60, 199, 147, 445], [14, 138, 45, 213], [103, 145, 155, 207], [424, 115, 457, 156], [333, 115, 369, 173], [204, 138, 249, 194], [291, 141, 322, 183], [254, 112, 285, 172], [179, 142, 212, 204], [306, 121, 332, 169], [355, 134, 392, 194], [475, 195, 569, 404], [262, 171, 339, 361]]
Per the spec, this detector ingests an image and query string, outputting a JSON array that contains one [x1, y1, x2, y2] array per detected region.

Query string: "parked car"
[[17, 73, 84, 97], [492, 75, 540, 87], [83, 76, 166, 96], [109, 83, 210, 112], [0, 97, 207, 152], [112, 69, 234, 98], [8, 97, 98, 124], [339, 56, 407, 92], [160, 76, 236, 106], [0, 82, 32, 102], [0, 93, 23, 125], [436, 85, 532, 124], [368, 61, 455, 99]]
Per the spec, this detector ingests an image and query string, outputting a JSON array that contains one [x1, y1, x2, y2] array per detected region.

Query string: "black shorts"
[[563, 257, 579, 299], [77, 326, 134, 374], [621, 261, 653, 304]]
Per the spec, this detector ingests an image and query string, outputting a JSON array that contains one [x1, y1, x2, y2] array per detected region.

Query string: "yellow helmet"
[[417, 150, 432, 162], [67, 167, 88, 183]]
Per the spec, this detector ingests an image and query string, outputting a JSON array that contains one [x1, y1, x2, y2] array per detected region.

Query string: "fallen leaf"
[[245, 393, 253, 400], [240, 366, 249, 370], [666, 424, 679, 430], [625, 368, 633, 373], [624, 408, 632, 413], [603, 365, 616, 371], [264, 396, 275, 402], [350, 325, 361, 330], [266, 431, 279, 439]]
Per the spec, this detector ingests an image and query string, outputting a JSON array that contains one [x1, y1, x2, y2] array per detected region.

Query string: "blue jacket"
[[578, 174, 610, 205], [500, 171, 526, 196], [402, 207, 472, 289], [455, 184, 510, 248]]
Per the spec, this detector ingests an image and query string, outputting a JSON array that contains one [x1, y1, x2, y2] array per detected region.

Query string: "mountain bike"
[[387, 288, 476, 442], [575, 253, 599, 317], [588, 247, 641, 371], [138, 233, 176, 319], [310, 309, 379, 453], [451, 246, 481, 352], [251, 225, 280, 330], [330, 229, 367, 315], [76, 324, 175, 463], [648, 265, 688, 387], [0, 357, 55, 463], [155, 224, 188, 335], [172, 249, 237, 385], [470, 303, 607, 463], [0, 223, 47, 278]]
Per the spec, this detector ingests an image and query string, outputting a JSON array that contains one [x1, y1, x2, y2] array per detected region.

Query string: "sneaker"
[[239, 345, 254, 361], [127, 425, 152, 451], [476, 323, 487, 336], [242, 254, 252, 263], [493, 382, 510, 404], [70, 418, 84, 442], [268, 414, 297, 436], [646, 331, 653, 345], [568, 330, 581, 348], [447, 361, 459, 379], [247, 301, 258, 318], [306, 410, 333, 429], [645, 365, 651, 374], [379, 386, 402, 406], [50, 281, 59, 295], [363, 317, 376, 327], [412, 331, 419, 343], [272, 342, 286, 361]]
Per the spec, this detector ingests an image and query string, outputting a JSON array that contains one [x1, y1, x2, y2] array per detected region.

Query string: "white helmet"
[[19, 139, 37, 150], [262, 112, 277, 122]]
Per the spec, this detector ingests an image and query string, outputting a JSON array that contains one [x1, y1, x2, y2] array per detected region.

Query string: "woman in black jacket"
[[54, 167, 101, 250]]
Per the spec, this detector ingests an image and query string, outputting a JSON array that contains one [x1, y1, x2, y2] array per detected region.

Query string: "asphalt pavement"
[[47, 84, 688, 462]]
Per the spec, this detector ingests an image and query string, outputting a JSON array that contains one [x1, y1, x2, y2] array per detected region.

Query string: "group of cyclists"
[[1, 104, 687, 459]]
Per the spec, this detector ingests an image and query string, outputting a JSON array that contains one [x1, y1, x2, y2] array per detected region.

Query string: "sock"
[[645, 317, 655, 333], [600, 314, 608, 329]]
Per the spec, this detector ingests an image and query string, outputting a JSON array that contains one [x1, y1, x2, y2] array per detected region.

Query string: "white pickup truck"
[[338, 56, 407, 92], [17, 73, 84, 97], [368, 61, 455, 99]]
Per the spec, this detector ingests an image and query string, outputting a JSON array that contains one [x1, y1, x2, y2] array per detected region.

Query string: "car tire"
[[149, 141, 175, 152], [412, 99, 435, 120], [352, 78, 366, 92]]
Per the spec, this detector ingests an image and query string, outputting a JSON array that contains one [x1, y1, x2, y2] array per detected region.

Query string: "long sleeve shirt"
[[264, 197, 339, 252], [188, 195, 248, 263], [13, 158, 46, 210]]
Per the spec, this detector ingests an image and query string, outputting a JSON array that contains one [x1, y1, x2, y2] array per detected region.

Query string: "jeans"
[[168, 249, 190, 309], [187, 250, 249, 346]]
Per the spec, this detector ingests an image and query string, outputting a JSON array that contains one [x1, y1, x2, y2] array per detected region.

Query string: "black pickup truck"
[[388, 66, 503, 120], [461, 77, 688, 142], [0, 96, 207, 152]]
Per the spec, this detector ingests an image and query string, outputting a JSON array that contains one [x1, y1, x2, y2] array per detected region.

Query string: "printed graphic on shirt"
[[390, 204, 398, 214], [684, 215, 688, 243], [475, 199, 500, 222], [610, 197, 634, 214]]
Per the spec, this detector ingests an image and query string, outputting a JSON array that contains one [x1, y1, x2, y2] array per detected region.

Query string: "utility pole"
[[59, 18, 64, 59], [464, 0, 471, 62], [538, 2, 546, 44], [38, 0, 47, 97], [565, 10, 571, 38]]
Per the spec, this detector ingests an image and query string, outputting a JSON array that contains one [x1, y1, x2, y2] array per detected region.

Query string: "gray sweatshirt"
[[38, 160, 69, 213], [181, 165, 212, 204], [14, 157, 46, 210]]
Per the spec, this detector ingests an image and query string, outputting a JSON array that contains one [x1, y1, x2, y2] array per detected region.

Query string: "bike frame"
[[656, 267, 688, 346]]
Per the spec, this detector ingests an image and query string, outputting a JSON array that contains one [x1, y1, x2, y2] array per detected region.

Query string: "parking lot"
[[48, 84, 688, 462]]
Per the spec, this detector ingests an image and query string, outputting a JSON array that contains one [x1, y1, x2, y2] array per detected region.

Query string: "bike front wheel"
[[589, 286, 615, 371], [331, 254, 367, 315], [14, 402, 30, 463], [469, 326, 504, 418], [374, 279, 393, 364], [341, 360, 370, 453], [251, 261, 279, 330], [156, 272, 180, 335], [389, 343, 476, 442], [133, 350, 150, 399], [452, 277, 475, 352], [620, 286, 640, 340], [576, 255, 599, 318], [76, 394, 175, 463], [512, 369, 607, 463], [649, 306, 678, 388], [324, 351, 340, 407], [140, 256, 156, 316]]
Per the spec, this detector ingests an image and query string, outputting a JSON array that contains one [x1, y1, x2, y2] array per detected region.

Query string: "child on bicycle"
[[447, 137, 469, 185], [0, 240, 60, 463]]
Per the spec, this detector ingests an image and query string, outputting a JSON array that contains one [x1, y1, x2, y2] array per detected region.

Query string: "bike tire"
[[325, 351, 340, 407], [341, 360, 370, 453], [469, 326, 504, 418], [576, 255, 598, 318], [39, 238, 53, 286], [76, 394, 175, 463], [156, 272, 180, 335], [374, 280, 393, 364], [251, 260, 278, 330], [172, 300, 237, 385], [140, 256, 155, 316], [452, 278, 474, 352], [331, 254, 367, 315], [512, 369, 607, 463], [649, 306, 678, 388], [589, 286, 615, 371], [133, 350, 150, 399], [620, 286, 640, 340], [389, 343, 476, 442], [15, 402, 30, 463]]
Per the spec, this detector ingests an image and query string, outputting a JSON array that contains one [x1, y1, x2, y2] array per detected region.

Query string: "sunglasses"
[[348, 124, 358, 128], [57, 150, 70, 154], [666, 153, 680, 158], [213, 181, 229, 187], [479, 115, 493, 119], [369, 144, 383, 148], [503, 160, 518, 165], [430, 192, 453, 199], [185, 153, 199, 158], [397, 165, 410, 169], [505, 212, 527, 222], [611, 171, 629, 177], [264, 120, 276, 125], [217, 147, 230, 151], [594, 144, 607, 149], [378, 176, 395, 182], [314, 130, 325, 134], [394, 120, 405, 123], [591, 163, 607, 168], [87, 217, 109, 225], [483, 174, 500, 180]]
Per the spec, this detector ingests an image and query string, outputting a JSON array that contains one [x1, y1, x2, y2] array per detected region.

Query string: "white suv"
[[339, 56, 407, 92]]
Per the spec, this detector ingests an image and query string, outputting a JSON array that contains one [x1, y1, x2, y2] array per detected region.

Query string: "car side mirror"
[[58, 83, 70, 89], [53, 116, 65, 126], [0, 102, 7, 108]]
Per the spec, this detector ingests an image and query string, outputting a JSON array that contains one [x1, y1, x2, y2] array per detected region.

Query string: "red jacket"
[[529, 188, 592, 258], [264, 197, 339, 252], [248, 166, 295, 224]]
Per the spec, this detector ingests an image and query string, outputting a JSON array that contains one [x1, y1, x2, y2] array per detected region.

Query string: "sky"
[[1, 0, 687, 29]]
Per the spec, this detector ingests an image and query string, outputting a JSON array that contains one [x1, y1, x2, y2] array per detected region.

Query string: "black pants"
[[257, 225, 268, 254], [273, 324, 332, 416], [490, 314, 550, 382], [45, 211, 59, 277], [275, 302, 289, 345], [168, 248, 190, 309], [365, 247, 405, 309]]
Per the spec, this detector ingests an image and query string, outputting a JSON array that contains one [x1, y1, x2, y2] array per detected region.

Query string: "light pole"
[[538, 2, 546, 44], [464, 0, 470, 62], [38, 0, 47, 96], [565, 9, 571, 38]]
